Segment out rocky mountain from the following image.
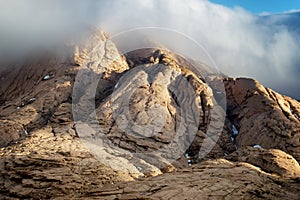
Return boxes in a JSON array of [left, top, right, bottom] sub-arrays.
[[0, 29, 299, 199]]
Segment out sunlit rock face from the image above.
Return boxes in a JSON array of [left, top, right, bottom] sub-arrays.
[[224, 77, 300, 162], [0, 30, 299, 199]]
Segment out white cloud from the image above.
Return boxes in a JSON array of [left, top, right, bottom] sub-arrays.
[[0, 0, 299, 98]]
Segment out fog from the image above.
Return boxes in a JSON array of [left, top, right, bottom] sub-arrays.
[[0, 0, 299, 98]]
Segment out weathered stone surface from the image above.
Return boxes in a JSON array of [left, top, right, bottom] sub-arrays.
[[0, 30, 299, 199], [84, 159, 300, 200], [225, 78, 300, 162], [226, 147, 300, 178], [0, 129, 134, 199], [0, 120, 25, 147]]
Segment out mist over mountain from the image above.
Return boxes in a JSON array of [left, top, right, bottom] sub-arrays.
[[260, 11, 300, 33], [0, 0, 299, 98], [0, 1, 300, 198], [256, 11, 300, 99]]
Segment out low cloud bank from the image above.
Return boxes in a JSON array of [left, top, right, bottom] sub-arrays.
[[0, 0, 299, 98]]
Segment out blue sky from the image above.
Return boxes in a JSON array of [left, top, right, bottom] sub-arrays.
[[209, 0, 300, 14]]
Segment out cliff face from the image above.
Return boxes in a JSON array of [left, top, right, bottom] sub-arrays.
[[0, 30, 299, 199], [225, 78, 300, 161]]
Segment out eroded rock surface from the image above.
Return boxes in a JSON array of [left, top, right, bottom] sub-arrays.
[[0, 30, 299, 199], [84, 159, 299, 200], [225, 78, 300, 162], [0, 128, 134, 199], [226, 146, 300, 178]]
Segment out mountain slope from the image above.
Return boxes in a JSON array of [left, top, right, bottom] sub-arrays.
[[0, 30, 299, 199]]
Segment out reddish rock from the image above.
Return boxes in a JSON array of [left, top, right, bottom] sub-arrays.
[[225, 78, 300, 162]]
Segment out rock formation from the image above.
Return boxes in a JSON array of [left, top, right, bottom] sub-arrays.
[[0, 29, 299, 199]]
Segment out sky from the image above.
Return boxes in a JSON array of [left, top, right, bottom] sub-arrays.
[[209, 0, 300, 14]]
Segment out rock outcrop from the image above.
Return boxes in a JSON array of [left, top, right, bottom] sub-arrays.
[[225, 78, 300, 162], [0, 30, 299, 199], [84, 159, 299, 200], [226, 147, 300, 178]]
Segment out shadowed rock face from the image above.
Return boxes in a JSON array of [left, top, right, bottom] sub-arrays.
[[0, 30, 299, 199]]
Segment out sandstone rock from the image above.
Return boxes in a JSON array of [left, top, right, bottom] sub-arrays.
[[0, 120, 25, 147], [83, 159, 300, 199], [0, 129, 134, 199], [225, 78, 300, 162], [226, 147, 300, 178], [0, 30, 299, 199]]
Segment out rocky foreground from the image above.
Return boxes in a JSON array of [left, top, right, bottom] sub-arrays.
[[0, 30, 299, 199]]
